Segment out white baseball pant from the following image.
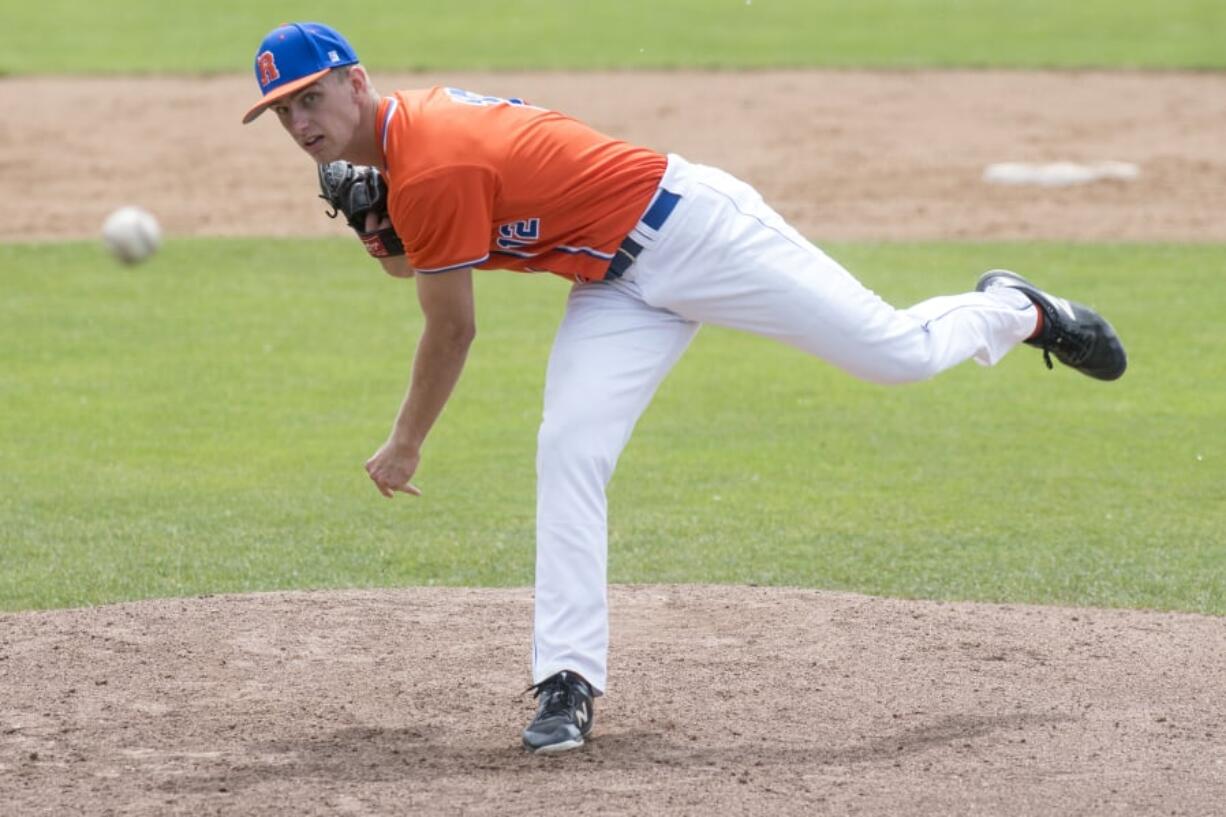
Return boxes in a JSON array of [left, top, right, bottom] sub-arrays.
[[532, 155, 1036, 693]]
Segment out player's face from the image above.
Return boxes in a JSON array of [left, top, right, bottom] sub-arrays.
[[272, 73, 362, 163]]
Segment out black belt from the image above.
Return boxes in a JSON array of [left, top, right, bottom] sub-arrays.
[[604, 188, 681, 280]]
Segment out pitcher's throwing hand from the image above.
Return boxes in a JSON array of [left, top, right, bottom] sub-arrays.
[[364, 441, 422, 499]]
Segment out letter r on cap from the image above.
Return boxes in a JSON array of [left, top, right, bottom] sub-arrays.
[[257, 51, 280, 87]]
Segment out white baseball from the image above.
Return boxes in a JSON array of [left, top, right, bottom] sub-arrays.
[[101, 206, 162, 265]]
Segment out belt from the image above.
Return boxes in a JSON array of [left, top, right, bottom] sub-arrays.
[[604, 188, 682, 280]]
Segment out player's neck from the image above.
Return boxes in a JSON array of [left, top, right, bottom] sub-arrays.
[[341, 93, 385, 169]]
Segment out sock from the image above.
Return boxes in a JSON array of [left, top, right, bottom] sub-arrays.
[[1027, 305, 1044, 340]]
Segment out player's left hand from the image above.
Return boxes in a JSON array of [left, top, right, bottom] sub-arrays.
[[364, 439, 423, 499], [317, 160, 405, 258]]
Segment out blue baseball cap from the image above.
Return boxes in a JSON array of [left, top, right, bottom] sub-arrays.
[[242, 22, 359, 124]]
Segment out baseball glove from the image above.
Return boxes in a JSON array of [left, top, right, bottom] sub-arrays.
[[317, 161, 405, 258]]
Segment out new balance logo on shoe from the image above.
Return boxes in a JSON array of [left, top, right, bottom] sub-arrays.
[[574, 702, 589, 728], [1051, 296, 1078, 322]]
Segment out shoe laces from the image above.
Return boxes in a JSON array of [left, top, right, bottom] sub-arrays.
[[528, 674, 581, 717], [1036, 306, 1093, 370]]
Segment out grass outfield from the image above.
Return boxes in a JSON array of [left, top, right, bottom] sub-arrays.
[[2, 240, 1222, 614], [4, 0, 1225, 74]]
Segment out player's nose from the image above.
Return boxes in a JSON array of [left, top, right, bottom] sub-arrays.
[[287, 106, 312, 135]]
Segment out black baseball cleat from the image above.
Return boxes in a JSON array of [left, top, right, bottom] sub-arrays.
[[522, 671, 595, 754], [976, 269, 1127, 381]]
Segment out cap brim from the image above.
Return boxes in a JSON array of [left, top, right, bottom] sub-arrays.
[[241, 67, 332, 124]]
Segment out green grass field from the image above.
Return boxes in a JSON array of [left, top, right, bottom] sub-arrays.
[[3, 2, 1223, 616], [3, 0, 1225, 74], [3, 241, 1222, 613]]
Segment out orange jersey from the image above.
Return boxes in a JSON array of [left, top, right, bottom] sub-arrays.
[[375, 87, 667, 281]]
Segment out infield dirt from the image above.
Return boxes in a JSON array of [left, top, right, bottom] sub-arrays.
[[3, 70, 1226, 242], [2, 71, 1225, 816]]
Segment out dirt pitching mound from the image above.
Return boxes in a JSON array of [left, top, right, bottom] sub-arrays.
[[3, 70, 1226, 243], [2, 586, 1222, 816]]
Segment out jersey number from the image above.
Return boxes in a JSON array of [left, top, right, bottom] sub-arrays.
[[445, 87, 536, 109], [498, 219, 541, 249]]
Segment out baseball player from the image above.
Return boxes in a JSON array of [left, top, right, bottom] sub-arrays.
[[243, 22, 1127, 754]]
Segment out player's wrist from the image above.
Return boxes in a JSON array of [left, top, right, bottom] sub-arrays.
[[359, 225, 405, 258], [386, 429, 423, 456]]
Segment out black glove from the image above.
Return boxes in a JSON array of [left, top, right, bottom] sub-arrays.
[[317, 161, 405, 258]]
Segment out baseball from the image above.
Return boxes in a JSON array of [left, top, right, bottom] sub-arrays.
[[101, 206, 162, 265]]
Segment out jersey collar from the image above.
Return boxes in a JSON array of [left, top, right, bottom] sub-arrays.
[[375, 95, 399, 169]]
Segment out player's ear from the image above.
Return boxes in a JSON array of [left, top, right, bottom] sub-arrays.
[[348, 64, 372, 96]]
